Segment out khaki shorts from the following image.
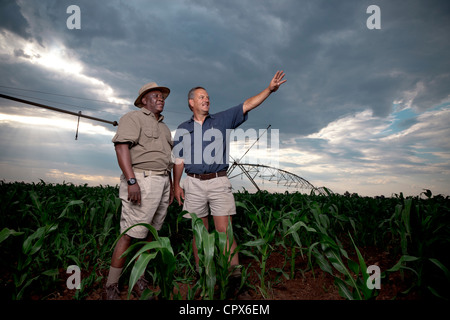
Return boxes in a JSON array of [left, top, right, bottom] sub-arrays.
[[181, 175, 236, 219], [119, 172, 170, 239]]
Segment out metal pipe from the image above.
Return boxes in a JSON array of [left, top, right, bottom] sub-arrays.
[[0, 93, 118, 126]]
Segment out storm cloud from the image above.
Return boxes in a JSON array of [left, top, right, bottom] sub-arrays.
[[1, 0, 449, 196]]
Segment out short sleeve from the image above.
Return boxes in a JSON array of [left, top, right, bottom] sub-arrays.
[[214, 103, 248, 129], [229, 103, 248, 129], [111, 113, 140, 146]]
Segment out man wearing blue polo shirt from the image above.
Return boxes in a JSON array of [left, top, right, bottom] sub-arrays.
[[173, 71, 286, 289]]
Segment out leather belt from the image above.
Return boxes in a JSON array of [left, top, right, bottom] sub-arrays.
[[187, 170, 227, 180]]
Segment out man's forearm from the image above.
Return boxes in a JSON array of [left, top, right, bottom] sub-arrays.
[[173, 161, 184, 187], [242, 87, 272, 114]]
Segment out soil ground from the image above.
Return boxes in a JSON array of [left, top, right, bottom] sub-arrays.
[[47, 245, 420, 301]]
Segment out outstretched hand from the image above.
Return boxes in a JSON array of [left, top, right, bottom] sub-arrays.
[[268, 70, 287, 93], [242, 70, 287, 114]]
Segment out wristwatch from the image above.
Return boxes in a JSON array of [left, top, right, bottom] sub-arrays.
[[127, 178, 137, 186]]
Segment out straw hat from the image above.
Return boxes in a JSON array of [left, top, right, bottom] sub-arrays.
[[134, 82, 170, 108]]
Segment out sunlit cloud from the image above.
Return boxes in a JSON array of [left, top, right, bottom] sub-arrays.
[[280, 106, 450, 195], [307, 109, 389, 143], [46, 169, 119, 186], [0, 30, 130, 110], [23, 42, 83, 75], [0, 112, 116, 136]]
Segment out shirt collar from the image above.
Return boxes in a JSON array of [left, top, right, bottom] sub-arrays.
[[140, 107, 164, 122], [188, 113, 214, 123]]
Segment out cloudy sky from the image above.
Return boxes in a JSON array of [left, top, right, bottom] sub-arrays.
[[0, 0, 449, 197]]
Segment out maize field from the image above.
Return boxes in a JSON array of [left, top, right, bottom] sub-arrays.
[[1, 181, 449, 300]]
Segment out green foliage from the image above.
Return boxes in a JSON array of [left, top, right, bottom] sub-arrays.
[[233, 189, 450, 300], [118, 223, 176, 300], [1, 181, 449, 300], [237, 200, 283, 298], [187, 211, 241, 299], [0, 181, 121, 299]]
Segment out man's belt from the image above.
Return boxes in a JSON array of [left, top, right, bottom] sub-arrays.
[[133, 168, 169, 176], [187, 170, 227, 180]]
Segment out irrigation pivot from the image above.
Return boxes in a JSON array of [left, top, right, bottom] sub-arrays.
[[226, 124, 325, 194]]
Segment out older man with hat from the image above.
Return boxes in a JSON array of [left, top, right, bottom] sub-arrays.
[[105, 82, 174, 300]]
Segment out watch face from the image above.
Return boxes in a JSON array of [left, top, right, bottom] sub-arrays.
[[127, 178, 137, 185]]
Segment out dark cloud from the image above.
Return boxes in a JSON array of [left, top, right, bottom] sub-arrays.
[[0, 0, 31, 39], [2, 1, 449, 126], [1, 0, 449, 195]]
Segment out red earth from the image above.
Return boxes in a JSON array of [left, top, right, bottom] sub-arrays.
[[48, 245, 420, 301]]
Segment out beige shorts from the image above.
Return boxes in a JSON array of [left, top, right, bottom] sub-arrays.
[[181, 175, 236, 219], [119, 172, 170, 239]]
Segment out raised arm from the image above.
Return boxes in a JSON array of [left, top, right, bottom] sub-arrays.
[[242, 70, 286, 114]]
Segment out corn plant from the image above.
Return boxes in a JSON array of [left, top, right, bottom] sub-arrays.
[[186, 211, 242, 299], [188, 212, 216, 299], [347, 232, 379, 300], [382, 192, 450, 298], [237, 201, 283, 298], [0, 181, 122, 300], [306, 201, 379, 300], [214, 220, 241, 299], [116, 223, 176, 300], [2, 181, 450, 301], [283, 214, 317, 279], [0, 228, 24, 244], [387, 255, 450, 299]]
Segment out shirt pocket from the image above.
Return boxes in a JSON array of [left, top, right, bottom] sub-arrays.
[[143, 127, 160, 139], [142, 127, 162, 151]]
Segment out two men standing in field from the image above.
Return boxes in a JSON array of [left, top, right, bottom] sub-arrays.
[[106, 71, 286, 300]]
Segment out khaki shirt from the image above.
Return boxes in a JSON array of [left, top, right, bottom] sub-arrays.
[[112, 108, 173, 171]]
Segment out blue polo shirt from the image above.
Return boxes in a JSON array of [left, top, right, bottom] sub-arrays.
[[173, 103, 248, 174]]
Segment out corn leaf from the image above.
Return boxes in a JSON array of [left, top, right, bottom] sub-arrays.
[[334, 277, 354, 300], [0, 227, 24, 244], [127, 252, 157, 299], [387, 255, 419, 273], [429, 258, 450, 282]]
